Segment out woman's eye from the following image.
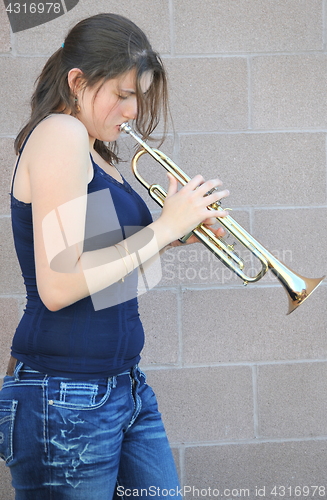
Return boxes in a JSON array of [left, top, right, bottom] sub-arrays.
[[118, 94, 128, 100]]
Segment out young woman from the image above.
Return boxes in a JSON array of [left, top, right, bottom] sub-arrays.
[[0, 13, 229, 499]]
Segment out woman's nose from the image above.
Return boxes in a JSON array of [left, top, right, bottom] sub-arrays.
[[123, 98, 138, 120]]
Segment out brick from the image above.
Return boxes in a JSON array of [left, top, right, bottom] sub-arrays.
[[138, 290, 179, 367], [146, 366, 254, 443], [172, 448, 181, 481], [0, 139, 15, 215], [164, 58, 248, 132], [253, 208, 327, 279], [14, 14, 75, 56], [88, 0, 170, 54], [0, 57, 46, 135], [258, 362, 327, 438], [0, 0, 11, 53], [179, 133, 326, 207], [174, 0, 322, 54], [0, 463, 14, 500], [252, 55, 327, 129], [0, 298, 19, 375], [0, 218, 25, 294], [181, 286, 327, 364], [184, 441, 327, 496], [15, 0, 170, 55]]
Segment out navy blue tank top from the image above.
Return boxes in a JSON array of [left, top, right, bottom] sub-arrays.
[[10, 133, 153, 379]]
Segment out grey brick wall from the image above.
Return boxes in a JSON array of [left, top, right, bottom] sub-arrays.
[[1, 1, 327, 498]]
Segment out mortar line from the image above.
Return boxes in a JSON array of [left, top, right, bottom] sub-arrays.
[[168, 0, 175, 57], [9, 19, 15, 56], [112, 128, 327, 137], [0, 293, 25, 298], [162, 50, 327, 59], [175, 129, 327, 136], [151, 280, 327, 295], [177, 286, 183, 367], [178, 444, 185, 489], [152, 203, 327, 213], [6, 128, 327, 141], [247, 56, 252, 130], [169, 434, 327, 448], [179, 280, 327, 290], [0, 53, 52, 58], [172, 131, 181, 165], [3, 49, 327, 60], [247, 206, 257, 272], [252, 365, 259, 438], [141, 358, 327, 370], [323, 0, 326, 51]]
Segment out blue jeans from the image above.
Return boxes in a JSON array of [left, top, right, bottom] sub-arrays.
[[0, 363, 180, 499]]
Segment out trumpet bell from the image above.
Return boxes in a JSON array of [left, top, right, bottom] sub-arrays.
[[280, 271, 325, 315]]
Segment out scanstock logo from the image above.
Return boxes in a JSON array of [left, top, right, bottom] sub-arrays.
[[3, 0, 79, 33]]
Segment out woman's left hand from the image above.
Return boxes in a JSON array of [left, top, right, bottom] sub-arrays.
[[168, 216, 226, 248]]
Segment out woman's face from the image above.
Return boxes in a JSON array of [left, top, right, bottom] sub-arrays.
[[76, 69, 153, 144]]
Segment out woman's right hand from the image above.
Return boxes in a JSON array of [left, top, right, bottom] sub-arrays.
[[157, 172, 230, 243]]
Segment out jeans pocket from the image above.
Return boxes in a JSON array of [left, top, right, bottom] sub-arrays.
[[59, 382, 99, 405], [49, 379, 112, 410], [0, 400, 18, 464]]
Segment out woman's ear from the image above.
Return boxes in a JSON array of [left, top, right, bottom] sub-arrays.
[[67, 68, 85, 94]]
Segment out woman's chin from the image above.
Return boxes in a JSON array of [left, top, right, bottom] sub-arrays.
[[103, 128, 121, 142]]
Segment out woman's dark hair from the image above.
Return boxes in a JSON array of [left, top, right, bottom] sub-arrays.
[[15, 13, 168, 163]]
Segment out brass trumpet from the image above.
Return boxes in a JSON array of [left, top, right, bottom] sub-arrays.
[[120, 123, 325, 315]]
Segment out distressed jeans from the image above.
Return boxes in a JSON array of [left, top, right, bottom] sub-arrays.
[[0, 363, 180, 499]]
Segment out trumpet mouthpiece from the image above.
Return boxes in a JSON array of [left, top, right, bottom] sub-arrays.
[[120, 122, 131, 133]]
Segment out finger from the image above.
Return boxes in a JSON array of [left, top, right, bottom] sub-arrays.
[[166, 172, 179, 198], [196, 178, 224, 197], [207, 207, 230, 218], [201, 222, 226, 236], [202, 217, 217, 225], [183, 174, 206, 192], [215, 227, 226, 237], [205, 188, 230, 206]]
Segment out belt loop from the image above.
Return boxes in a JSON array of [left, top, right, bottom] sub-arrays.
[[131, 364, 138, 379], [14, 361, 23, 381], [112, 376, 117, 388]]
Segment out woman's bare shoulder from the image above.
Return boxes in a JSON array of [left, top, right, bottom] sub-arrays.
[[31, 113, 89, 144], [25, 114, 91, 199], [25, 114, 90, 174]]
